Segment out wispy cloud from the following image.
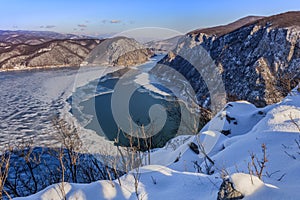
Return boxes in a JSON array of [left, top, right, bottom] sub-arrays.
[[45, 25, 56, 29], [110, 20, 121, 24], [40, 25, 56, 29], [78, 24, 87, 28]]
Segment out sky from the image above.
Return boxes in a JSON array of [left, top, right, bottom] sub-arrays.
[[1, 0, 300, 37]]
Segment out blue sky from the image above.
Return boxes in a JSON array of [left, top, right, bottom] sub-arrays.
[[1, 0, 300, 36]]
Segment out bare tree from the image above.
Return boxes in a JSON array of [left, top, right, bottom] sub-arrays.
[[57, 148, 66, 200], [52, 117, 82, 183], [0, 151, 11, 200]]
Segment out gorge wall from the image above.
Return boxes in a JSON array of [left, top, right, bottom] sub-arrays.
[[150, 11, 300, 107]]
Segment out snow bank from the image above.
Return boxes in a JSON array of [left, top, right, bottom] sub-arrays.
[[15, 165, 220, 200], [230, 173, 264, 196]]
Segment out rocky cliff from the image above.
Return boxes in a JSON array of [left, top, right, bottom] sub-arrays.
[[84, 36, 154, 67], [150, 11, 300, 107]]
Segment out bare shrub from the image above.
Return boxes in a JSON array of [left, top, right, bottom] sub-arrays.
[[3, 118, 124, 199], [133, 167, 141, 200], [52, 117, 82, 183], [248, 144, 268, 180], [57, 148, 66, 200], [0, 150, 11, 200], [289, 112, 300, 132]]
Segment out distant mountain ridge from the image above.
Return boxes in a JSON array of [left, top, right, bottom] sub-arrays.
[[188, 15, 264, 37], [0, 38, 102, 70], [250, 11, 300, 28], [188, 11, 300, 37], [0, 31, 153, 70], [144, 35, 183, 53], [0, 30, 92, 45]]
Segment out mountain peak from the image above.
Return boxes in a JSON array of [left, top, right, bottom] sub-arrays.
[[188, 16, 264, 37], [252, 11, 300, 28], [188, 11, 300, 37]]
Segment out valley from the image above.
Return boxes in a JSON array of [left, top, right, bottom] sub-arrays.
[[0, 5, 300, 200]]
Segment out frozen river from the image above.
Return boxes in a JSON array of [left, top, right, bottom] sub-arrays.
[[0, 55, 181, 151]]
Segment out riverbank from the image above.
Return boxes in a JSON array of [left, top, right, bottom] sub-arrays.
[[0, 64, 77, 73]]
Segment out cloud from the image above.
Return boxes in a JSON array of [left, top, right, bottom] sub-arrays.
[[101, 19, 121, 24], [78, 24, 87, 28], [39, 25, 56, 29], [45, 25, 56, 29], [110, 20, 121, 24]]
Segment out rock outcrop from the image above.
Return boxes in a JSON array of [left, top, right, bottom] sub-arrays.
[[217, 178, 244, 200], [150, 11, 300, 107], [84, 36, 154, 67]]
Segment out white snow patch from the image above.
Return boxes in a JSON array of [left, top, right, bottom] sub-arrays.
[[231, 173, 264, 196]]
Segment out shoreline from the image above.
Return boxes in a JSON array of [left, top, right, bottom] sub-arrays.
[[60, 56, 170, 153], [0, 64, 78, 73], [0, 54, 165, 73], [58, 66, 123, 154]]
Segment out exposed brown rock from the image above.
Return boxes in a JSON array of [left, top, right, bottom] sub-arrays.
[[218, 178, 244, 200]]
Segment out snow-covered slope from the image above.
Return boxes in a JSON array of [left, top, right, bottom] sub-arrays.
[[15, 88, 300, 200]]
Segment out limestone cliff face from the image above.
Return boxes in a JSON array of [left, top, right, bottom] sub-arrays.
[[150, 12, 300, 107], [84, 36, 154, 67]]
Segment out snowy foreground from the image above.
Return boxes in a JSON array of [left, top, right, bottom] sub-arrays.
[[15, 88, 300, 200]]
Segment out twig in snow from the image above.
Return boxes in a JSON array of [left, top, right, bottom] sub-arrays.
[[277, 173, 286, 181]]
